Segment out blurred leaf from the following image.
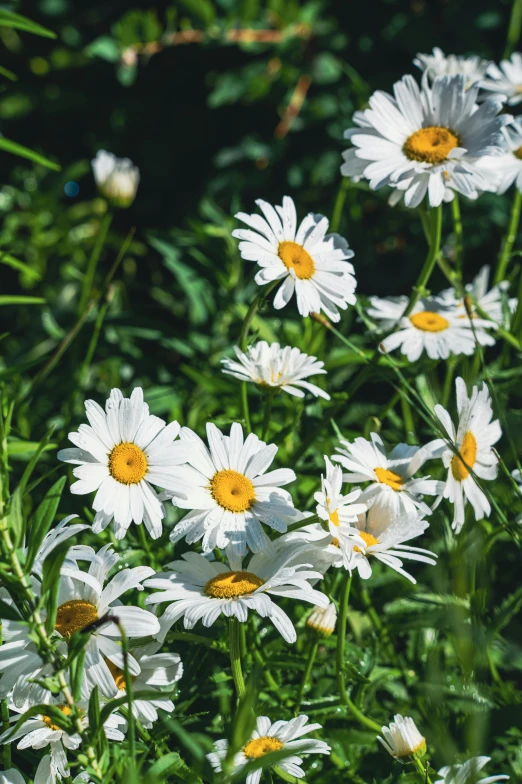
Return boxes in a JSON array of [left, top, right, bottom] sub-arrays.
[[0, 137, 60, 170], [0, 10, 56, 38], [85, 36, 121, 62], [25, 476, 66, 573], [0, 295, 46, 305], [6, 486, 24, 548]]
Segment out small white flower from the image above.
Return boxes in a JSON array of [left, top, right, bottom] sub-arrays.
[[207, 714, 330, 784], [91, 150, 140, 206], [434, 377, 501, 532], [437, 265, 516, 326], [333, 432, 443, 518], [342, 74, 508, 208], [145, 544, 328, 644], [58, 387, 192, 540], [479, 118, 522, 195], [378, 714, 426, 759], [414, 47, 491, 87], [481, 52, 522, 106], [367, 295, 495, 360], [307, 602, 337, 636], [167, 422, 300, 555], [221, 341, 330, 400], [233, 195, 357, 322], [435, 756, 509, 784]]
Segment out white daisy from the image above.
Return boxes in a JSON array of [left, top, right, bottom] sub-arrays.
[[232, 195, 357, 322], [414, 47, 491, 87], [167, 422, 300, 555], [58, 387, 192, 540], [306, 602, 337, 636], [342, 74, 508, 208], [144, 544, 328, 644], [437, 265, 516, 326], [479, 118, 522, 194], [221, 341, 330, 400], [87, 641, 182, 726], [91, 150, 140, 206], [207, 714, 330, 784], [435, 756, 509, 784], [333, 432, 444, 518], [378, 714, 426, 759], [481, 52, 522, 106], [434, 377, 501, 532], [367, 295, 494, 360]]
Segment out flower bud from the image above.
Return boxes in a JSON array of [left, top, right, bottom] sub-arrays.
[[377, 715, 426, 761], [91, 150, 140, 208], [306, 602, 337, 637]]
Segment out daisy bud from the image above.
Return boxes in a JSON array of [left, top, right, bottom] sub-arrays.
[[377, 715, 426, 761], [91, 150, 140, 207], [307, 602, 337, 637]]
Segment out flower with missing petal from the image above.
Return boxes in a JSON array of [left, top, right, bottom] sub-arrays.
[[207, 714, 330, 784], [437, 265, 516, 326], [481, 53, 522, 106], [91, 150, 140, 206], [233, 195, 357, 322], [435, 756, 509, 784], [414, 48, 491, 88], [378, 714, 426, 760]]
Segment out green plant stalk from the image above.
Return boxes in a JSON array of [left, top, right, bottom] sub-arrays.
[[119, 624, 137, 777], [295, 639, 318, 714], [504, 0, 522, 58], [261, 391, 274, 441], [450, 195, 463, 283], [273, 766, 308, 784], [78, 211, 112, 314], [402, 203, 443, 318], [413, 756, 433, 784], [1, 697, 10, 768], [229, 617, 246, 700], [330, 178, 350, 233], [495, 188, 522, 284]]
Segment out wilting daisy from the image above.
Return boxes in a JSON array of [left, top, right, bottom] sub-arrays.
[[91, 149, 140, 206], [434, 377, 501, 532], [221, 341, 330, 400], [307, 602, 337, 636], [145, 544, 328, 644], [333, 432, 444, 518], [481, 52, 522, 106], [378, 715, 426, 760], [367, 295, 494, 359], [342, 74, 508, 208], [479, 118, 522, 195], [88, 642, 182, 726], [435, 757, 509, 784], [437, 265, 516, 325], [233, 195, 357, 322], [167, 422, 300, 555], [414, 47, 491, 87], [207, 714, 330, 784], [58, 387, 192, 539]]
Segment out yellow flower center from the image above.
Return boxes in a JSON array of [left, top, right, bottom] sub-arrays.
[[42, 705, 72, 731], [278, 240, 316, 280], [374, 467, 404, 491], [55, 599, 98, 638], [331, 537, 340, 547], [409, 311, 450, 332], [109, 442, 148, 485], [329, 509, 340, 526], [204, 570, 264, 599], [105, 658, 134, 690], [403, 126, 461, 164], [243, 736, 284, 759], [514, 145, 522, 160], [450, 430, 477, 481], [210, 469, 256, 512], [354, 531, 379, 553]]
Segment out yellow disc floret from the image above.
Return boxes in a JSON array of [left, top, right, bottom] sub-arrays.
[[374, 467, 404, 491], [403, 126, 461, 164], [42, 705, 72, 731], [329, 509, 340, 526], [243, 736, 284, 759], [278, 241, 316, 280], [55, 599, 98, 638], [409, 312, 450, 333], [354, 531, 379, 553], [204, 570, 264, 599], [514, 145, 522, 160], [109, 442, 148, 485], [210, 469, 256, 512], [105, 658, 133, 690], [451, 430, 477, 481]]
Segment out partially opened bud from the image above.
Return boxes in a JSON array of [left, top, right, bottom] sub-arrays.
[[306, 602, 337, 637], [91, 150, 140, 207], [377, 715, 426, 761]]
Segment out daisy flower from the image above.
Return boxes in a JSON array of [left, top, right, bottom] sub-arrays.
[[333, 432, 444, 518], [88, 641, 183, 726], [434, 377, 501, 532], [207, 714, 330, 784], [91, 150, 140, 207], [378, 714, 426, 760], [232, 195, 357, 322], [479, 118, 522, 195], [437, 265, 516, 326], [306, 602, 337, 637], [342, 74, 508, 208], [435, 756, 509, 784], [414, 48, 491, 87], [0, 772, 25, 784], [221, 341, 330, 400], [367, 295, 494, 360], [481, 52, 522, 106], [167, 422, 300, 555], [144, 544, 328, 644], [58, 387, 192, 539]]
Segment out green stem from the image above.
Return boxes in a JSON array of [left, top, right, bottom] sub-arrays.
[[78, 211, 112, 313], [295, 640, 318, 714], [119, 624, 136, 775], [261, 391, 274, 441], [413, 756, 433, 784], [330, 178, 350, 233], [402, 203, 443, 319], [1, 698, 10, 768], [495, 187, 522, 284], [450, 195, 463, 283], [504, 0, 522, 58], [229, 617, 246, 701], [273, 766, 308, 784]]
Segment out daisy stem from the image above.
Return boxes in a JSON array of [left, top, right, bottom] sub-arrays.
[[119, 623, 137, 774], [330, 178, 350, 233], [229, 617, 246, 700], [295, 639, 318, 714], [402, 203, 443, 319], [450, 195, 463, 283], [495, 187, 522, 284], [504, 0, 522, 58], [413, 756, 433, 784]]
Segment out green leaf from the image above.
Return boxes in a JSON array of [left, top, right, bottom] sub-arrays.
[[6, 703, 73, 741], [6, 486, 24, 548], [7, 439, 56, 458], [0, 64, 17, 81], [25, 476, 66, 572], [16, 425, 56, 497], [0, 295, 46, 306], [0, 137, 60, 170], [0, 253, 41, 280], [85, 36, 121, 62], [146, 752, 185, 781], [179, 0, 216, 25], [41, 540, 70, 634], [0, 10, 56, 38]]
